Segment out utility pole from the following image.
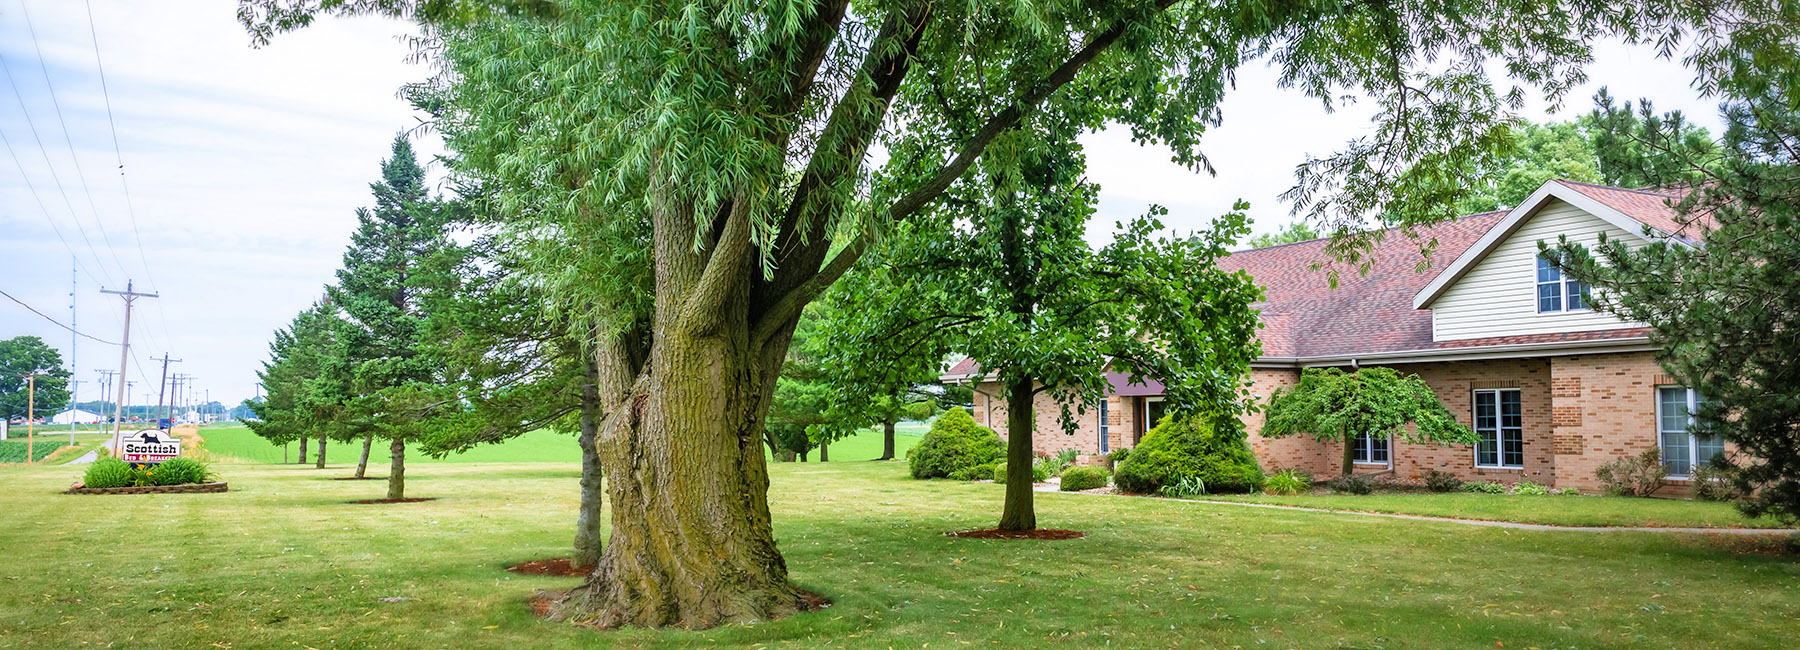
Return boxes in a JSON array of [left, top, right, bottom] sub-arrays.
[[69, 258, 77, 441], [100, 281, 156, 450], [19, 373, 35, 462], [152, 354, 180, 430], [96, 369, 116, 414], [124, 381, 136, 423], [67, 379, 83, 442]]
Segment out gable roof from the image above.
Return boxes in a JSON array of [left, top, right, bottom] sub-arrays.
[[1413, 179, 1700, 309]]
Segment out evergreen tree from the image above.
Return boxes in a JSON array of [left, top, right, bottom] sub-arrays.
[[248, 300, 350, 464]]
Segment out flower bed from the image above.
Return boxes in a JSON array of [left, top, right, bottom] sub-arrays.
[[66, 482, 229, 495]]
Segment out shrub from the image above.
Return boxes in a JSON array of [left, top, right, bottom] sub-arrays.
[[1107, 447, 1131, 471], [1462, 480, 1505, 494], [1596, 447, 1667, 497], [1053, 448, 1080, 472], [908, 408, 1004, 479], [1060, 466, 1109, 491], [1512, 480, 1550, 495], [949, 463, 995, 481], [992, 460, 1050, 485], [82, 457, 137, 489], [1423, 469, 1464, 493], [1159, 476, 1208, 498], [1325, 474, 1373, 495], [1113, 413, 1264, 494], [1557, 487, 1581, 495], [146, 457, 213, 486], [1264, 469, 1311, 496], [1689, 456, 1745, 502]]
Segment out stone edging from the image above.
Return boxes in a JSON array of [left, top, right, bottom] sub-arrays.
[[66, 482, 229, 495]]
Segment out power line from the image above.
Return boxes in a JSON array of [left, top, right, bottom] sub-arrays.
[[0, 287, 119, 345], [79, 0, 156, 293], [17, 0, 133, 283], [0, 51, 116, 286], [0, 126, 107, 285]]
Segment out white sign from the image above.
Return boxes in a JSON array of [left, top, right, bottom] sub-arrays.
[[119, 429, 182, 464]]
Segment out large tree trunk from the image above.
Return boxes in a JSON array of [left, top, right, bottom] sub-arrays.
[[387, 438, 406, 500], [878, 420, 897, 460], [1342, 435, 1356, 476], [297, 436, 308, 464], [315, 436, 327, 469], [998, 378, 1037, 531], [356, 432, 374, 478], [550, 202, 807, 628], [572, 368, 606, 570], [819, 441, 828, 462]]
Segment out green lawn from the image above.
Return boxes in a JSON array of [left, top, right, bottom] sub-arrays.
[[1201, 491, 1789, 529], [195, 423, 927, 466], [3, 458, 1796, 649]]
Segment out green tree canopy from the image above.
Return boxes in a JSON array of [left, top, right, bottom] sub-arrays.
[[1263, 367, 1475, 476], [1244, 221, 1321, 249], [0, 336, 71, 422]]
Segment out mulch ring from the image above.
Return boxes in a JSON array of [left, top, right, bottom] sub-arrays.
[[508, 558, 589, 577], [330, 476, 385, 481], [347, 497, 438, 504], [946, 528, 1085, 540]]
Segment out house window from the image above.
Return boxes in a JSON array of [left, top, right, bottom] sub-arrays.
[[1658, 387, 1723, 477], [1536, 254, 1590, 313], [1098, 400, 1110, 453], [1474, 389, 1523, 468], [1352, 433, 1389, 464]]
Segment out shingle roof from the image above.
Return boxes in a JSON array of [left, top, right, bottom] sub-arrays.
[[1554, 180, 1709, 240]]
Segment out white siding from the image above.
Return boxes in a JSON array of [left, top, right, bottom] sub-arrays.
[[1432, 199, 1644, 341]]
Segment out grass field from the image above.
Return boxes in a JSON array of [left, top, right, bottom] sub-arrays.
[[194, 423, 928, 466], [0, 439, 68, 463], [2, 455, 1796, 649], [1202, 491, 1789, 529]]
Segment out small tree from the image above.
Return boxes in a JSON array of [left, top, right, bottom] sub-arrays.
[[1263, 367, 1476, 476], [0, 336, 72, 423]]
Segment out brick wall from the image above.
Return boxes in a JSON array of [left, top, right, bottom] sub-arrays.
[[1548, 352, 1663, 491], [971, 381, 1109, 458]]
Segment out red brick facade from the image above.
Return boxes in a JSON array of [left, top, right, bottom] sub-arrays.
[[972, 351, 1676, 491]]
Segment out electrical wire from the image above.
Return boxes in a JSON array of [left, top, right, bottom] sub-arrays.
[[0, 288, 119, 345], [0, 126, 107, 285], [0, 53, 116, 286]]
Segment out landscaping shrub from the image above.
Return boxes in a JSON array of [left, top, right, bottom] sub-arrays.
[[1264, 469, 1311, 496], [908, 408, 1004, 479], [1423, 469, 1464, 493], [1596, 448, 1667, 496], [1324, 474, 1373, 495], [1512, 480, 1550, 495], [1462, 480, 1505, 494], [992, 461, 1051, 485], [1159, 476, 1208, 498], [1113, 413, 1264, 494], [1060, 466, 1109, 491], [1557, 487, 1581, 495], [82, 457, 136, 489], [1689, 457, 1746, 502], [1052, 448, 1080, 473], [1107, 447, 1131, 471], [950, 463, 996, 481]]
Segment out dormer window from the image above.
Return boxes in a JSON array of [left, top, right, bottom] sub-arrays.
[[1536, 254, 1589, 313]]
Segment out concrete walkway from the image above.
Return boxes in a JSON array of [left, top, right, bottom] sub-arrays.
[[1035, 482, 1799, 535], [62, 439, 115, 465]]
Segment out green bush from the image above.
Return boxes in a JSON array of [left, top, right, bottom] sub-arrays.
[[146, 457, 213, 486], [908, 408, 1004, 479], [992, 460, 1051, 484], [1107, 447, 1132, 471], [1596, 447, 1667, 497], [1557, 487, 1582, 495], [82, 457, 137, 488], [1423, 469, 1463, 493], [1512, 480, 1550, 495], [1159, 476, 1209, 498], [1462, 480, 1506, 494], [1689, 457, 1745, 502], [1113, 413, 1264, 494], [1324, 474, 1373, 495], [948, 462, 994, 481], [1060, 466, 1109, 491], [1264, 469, 1311, 495]]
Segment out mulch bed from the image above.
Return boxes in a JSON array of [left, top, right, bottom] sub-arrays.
[[67, 482, 229, 495], [347, 497, 438, 504], [508, 558, 589, 577], [946, 528, 1086, 540], [330, 476, 385, 481]]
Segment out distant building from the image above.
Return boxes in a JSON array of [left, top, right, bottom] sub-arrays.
[[51, 409, 105, 425]]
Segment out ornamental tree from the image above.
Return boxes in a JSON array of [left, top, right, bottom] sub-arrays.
[[240, 0, 1763, 629], [1262, 367, 1475, 476], [0, 336, 71, 423], [1546, 92, 1800, 524]]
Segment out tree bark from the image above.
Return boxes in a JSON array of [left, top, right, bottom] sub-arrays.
[[819, 441, 828, 463], [572, 371, 606, 570], [297, 436, 308, 464], [998, 378, 1037, 531], [879, 420, 896, 460], [1342, 435, 1356, 476], [387, 438, 406, 500], [315, 436, 327, 469], [356, 432, 374, 478]]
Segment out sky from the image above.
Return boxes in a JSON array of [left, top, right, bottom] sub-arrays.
[[0, 1, 1725, 410]]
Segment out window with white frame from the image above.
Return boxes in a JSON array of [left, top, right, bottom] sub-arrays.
[[1351, 433, 1389, 464], [1098, 400, 1110, 453], [1536, 254, 1590, 313], [1474, 389, 1524, 468], [1658, 387, 1724, 477]]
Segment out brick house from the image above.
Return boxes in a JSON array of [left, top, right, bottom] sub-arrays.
[[942, 179, 1717, 492]]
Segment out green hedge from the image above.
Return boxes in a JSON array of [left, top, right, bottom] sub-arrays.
[[909, 408, 1004, 479], [1114, 413, 1264, 495], [1060, 465, 1109, 491]]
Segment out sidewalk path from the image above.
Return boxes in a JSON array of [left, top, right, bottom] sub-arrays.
[[1035, 483, 1799, 535], [62, 439, 116, 466]]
